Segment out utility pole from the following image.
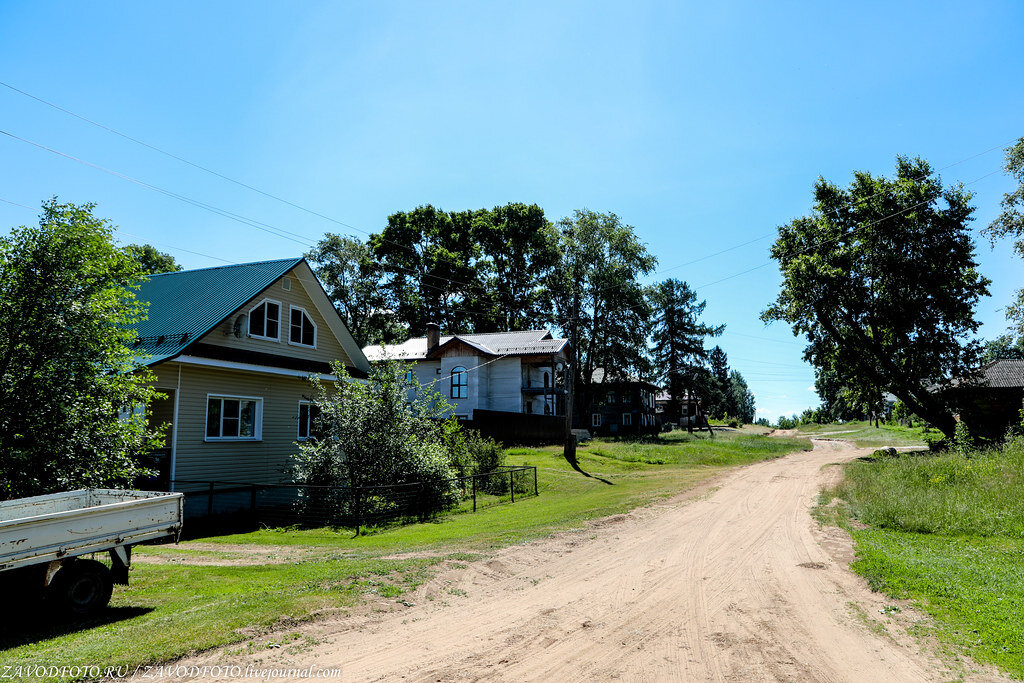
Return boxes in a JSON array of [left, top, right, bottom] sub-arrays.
[[564, 272, 581, 463]]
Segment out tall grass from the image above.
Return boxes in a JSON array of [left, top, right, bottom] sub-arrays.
[[828, 438, 1024, 677], [833, 441, 1024, 538]]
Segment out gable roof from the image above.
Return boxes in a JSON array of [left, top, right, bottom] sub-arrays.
[[972, 359, 1024, 388], [363, 329, 569, 361], [132, 257, 370, 375]]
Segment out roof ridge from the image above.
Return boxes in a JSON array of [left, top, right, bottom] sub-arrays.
[[146, 256, 303, 278]]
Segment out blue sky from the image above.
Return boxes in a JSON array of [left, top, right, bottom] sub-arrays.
[[1, 1, 1021, 420]]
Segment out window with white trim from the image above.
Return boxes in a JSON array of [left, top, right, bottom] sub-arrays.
[[289, 306, 317, 347], [297, 400, 320, 440], [206, 395, 262, 440], [592, 413, 602, 427], [248, 299, 281, 340], [622, 413, 632, 426], [451, 366, 468, 399]]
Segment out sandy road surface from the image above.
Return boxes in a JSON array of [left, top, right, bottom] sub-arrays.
[[175, 440, 1001, 682]]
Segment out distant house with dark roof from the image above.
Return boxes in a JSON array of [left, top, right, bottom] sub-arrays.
[[588, 368, 659, 436], [945, 359, 1024, 439], [363, 325, 570, 442], [132, 258, 369, 496]]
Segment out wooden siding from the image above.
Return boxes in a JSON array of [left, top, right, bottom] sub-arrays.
[[197, 267, 352, 368], [151, 361, 320, 491]]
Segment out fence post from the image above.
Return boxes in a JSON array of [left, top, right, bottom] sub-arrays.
[[510, 470, 515, 503], [354, 488, 361, 536], [207, 482, 215, 517], [534, 467, 538, 496], [472, 475, 476, 513]]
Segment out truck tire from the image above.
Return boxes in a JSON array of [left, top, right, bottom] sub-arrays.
[[49, 559, 113, 617]]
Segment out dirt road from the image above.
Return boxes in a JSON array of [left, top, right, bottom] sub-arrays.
[[180, 440, 1000, 681]]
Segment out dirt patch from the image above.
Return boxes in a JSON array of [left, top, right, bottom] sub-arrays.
[[134, 543, 327, 567]]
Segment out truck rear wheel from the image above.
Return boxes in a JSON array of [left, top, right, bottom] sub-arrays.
[[49, 559, 113, 617]]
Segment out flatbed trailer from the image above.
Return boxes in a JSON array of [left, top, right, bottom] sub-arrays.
[[0, 489, 183, 615]]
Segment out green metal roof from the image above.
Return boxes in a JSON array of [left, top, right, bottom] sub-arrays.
[[132, 257, 303, 366]]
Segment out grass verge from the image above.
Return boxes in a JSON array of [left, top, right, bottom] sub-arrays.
[[787, 420, 929, 448], [821, 438, 1024, 678], [0, 428, 809, 677]]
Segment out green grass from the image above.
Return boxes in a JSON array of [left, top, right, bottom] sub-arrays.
[[822, 438, 1024, 678], [0, 429, 810, 677], [789, 420, 929, 448]]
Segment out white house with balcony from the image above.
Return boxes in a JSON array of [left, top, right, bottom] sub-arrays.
[[362, 325, 571, 421]]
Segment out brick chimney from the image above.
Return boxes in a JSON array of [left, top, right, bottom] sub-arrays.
[[426, 322, 440, 354]]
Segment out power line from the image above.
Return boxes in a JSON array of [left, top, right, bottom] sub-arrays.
[[1, 115, 1012, 332], [2, 79, 1014, 302]]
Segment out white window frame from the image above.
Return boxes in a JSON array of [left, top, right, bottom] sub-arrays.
[[622, 412, 632, 426], [247, 298, 282, 342], [287, 305, 318, 348], [205, 394, 263, 441], [297, 400, 317, 441], [592, 413, 602, 427]]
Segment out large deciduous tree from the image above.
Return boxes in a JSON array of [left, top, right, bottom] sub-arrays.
[[649, 279, 724, 422], [305, 233, 400, 347], [549, 209, 656, 418], [473, 203, 560, 332], [370, 205, 482, 335], [0, 199, 162, 499], [762, 157, 990, 438]]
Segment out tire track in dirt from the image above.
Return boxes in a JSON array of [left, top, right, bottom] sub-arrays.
[[170, 440, 1007, 682]]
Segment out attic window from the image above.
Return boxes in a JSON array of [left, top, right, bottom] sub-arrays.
[[248, 299, 281, 341], [282, 277, 292, 291], [289, 306, 316, 348]]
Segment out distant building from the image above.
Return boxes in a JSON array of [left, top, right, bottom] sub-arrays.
[[363, 326, 571, 442], [944, 359, 1024, 440], [587, 369, 659, 436]]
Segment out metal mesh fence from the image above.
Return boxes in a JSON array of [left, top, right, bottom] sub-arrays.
[[171, 465, 538, 534]]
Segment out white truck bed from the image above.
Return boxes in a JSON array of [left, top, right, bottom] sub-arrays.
[[0, 489, 183, 571]]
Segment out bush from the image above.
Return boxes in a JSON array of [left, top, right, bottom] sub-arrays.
[[292, 360, 461, 527]]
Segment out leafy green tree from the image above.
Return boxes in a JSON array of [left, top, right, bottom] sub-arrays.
[[726, 370, 756, 424], [292, 359, 461, 525], [650, 279, 724, 422], [125, 243, 180, 275], [983, 137, 1024, 340], [0, 199, 162, 499], [473, 203, 561, 332], [980, 334, 1024, 363], [813, 365, 866, 422], [369, 205, 483, 334], [549, 210, 656, 418], [305, 233, 401, 347], [762, 157, 990, 439]]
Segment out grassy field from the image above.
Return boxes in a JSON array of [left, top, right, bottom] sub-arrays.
[[1, 428, 809, 675], [822, 436, 1024, 677]]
